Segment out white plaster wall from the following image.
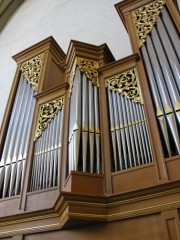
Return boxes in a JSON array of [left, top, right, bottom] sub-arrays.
[[0, 0, 132, 127]]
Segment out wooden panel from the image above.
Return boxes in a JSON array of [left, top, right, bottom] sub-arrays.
[[0, 197, 20, 218], [64, 171, 104, 196], [161, 209, 180, 240], [166, 157, 180, 181], [24, 214, 163, 240], [42, 56, 64, 91], [0, 238, 12, 240], [25, 189, 59, 212], [13, 236, 23, 240], [112, 163, 157, 193]]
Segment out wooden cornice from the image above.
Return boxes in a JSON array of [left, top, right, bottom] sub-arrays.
[[115, 0, 180, 32], [115, 0, 158, 30], [64, 40, 115, 73], [99, 53, 139, 74], [34, 82, 69, 100], [12, 36, 66, 65], [1, 179, 180, 237]]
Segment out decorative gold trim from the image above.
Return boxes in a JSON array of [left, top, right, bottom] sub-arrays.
[[1, 187, 179, 227], [20, 54, 44, 91], [67, 200, 180, 220], [0, 223, 60, 237], [34, 97, 64, 141], [0, 213, 59, 227], [131, 0, 164, 48], [66, 188, 180, 208], [69, 57, 99, 96], [1, 200, 180, 236], [110, 119, 146, 131], [106, 68, 142, 103]]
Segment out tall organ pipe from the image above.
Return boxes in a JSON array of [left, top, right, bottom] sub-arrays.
[[151, 28, 179, 113], [141, 9, 180, 156], [141, 46, 172, 156], [0, 74, 36, 198], [89, 80, 95, 173], [156, 18, 180, 91], [68, 68, 101, 174], [161, 8, 180, 60]]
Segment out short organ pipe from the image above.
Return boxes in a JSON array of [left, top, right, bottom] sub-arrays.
[[30, 105, 64, 192], [107, 86, 153, 172]]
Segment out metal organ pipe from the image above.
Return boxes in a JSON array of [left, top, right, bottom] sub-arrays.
[[156, 18, 180, 91], [121, 95, 133, 168], [0, 74, 36, 198], [68, 65, 101, 174], [117, 92, 128, 169], [108, 90, 118, 171], [30, 106, 64, 192], [124, 97, 137, 167], [89, 80, 95, 173], [161, 8, 180, 60], [107, 87, 153, 172], [141, 8, 180, 157], [106, 67, 153, 172], [141, 46, 172, 156], [94, 85, 101, 174], [151, 28, 179, 113], [82, 74, 88, 172]]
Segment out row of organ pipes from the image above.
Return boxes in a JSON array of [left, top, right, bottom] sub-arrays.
[[141, 7, 180, 157], [30, 108, 63, 191], [0, 74, 36, 198], [68, 68, 101, 174], [107, 88, 153, 171]]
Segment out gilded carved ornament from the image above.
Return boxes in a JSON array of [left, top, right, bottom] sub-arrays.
[[106, 68, 142, 104], [20, 54, 44, 91], [34, 97, 64, 141], [131, 0, 164, 48], [69, 57, 99, 96]]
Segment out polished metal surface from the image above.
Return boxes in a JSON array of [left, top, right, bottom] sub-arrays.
[[30, 106, 64, 192], [141, 8, 180, 157], [157, 17, 180, 91], [151, 28, 179, 112], [161, 8, 180, 60], [68, 68, 101, 174], [0, 73, 36, 198], [107, 87, 153, 172]]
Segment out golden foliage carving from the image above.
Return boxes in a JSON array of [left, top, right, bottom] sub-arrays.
[[21, 54, 44, 91], [34, 97, 64, 141], [69, 57, 99, 96], [106, 68, 142, 104], [132, 0, 164, 47]]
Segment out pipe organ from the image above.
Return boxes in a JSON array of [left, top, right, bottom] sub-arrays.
[[106, 69, 153, 172], [0, 0, 180, 237], [132, 3, 180, 157], [68, 58, 101, 174], [0, 73, 36, 198]]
